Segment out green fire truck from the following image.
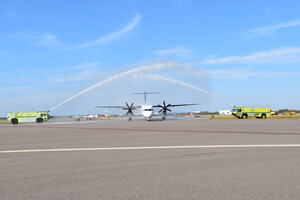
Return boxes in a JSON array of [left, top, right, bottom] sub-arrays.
[[232, 107, 271, 119], [7, 111, 50, 125]]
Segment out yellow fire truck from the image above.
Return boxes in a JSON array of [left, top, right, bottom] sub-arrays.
[[7, 112, 50, 125], [232, 107, 271, 119]]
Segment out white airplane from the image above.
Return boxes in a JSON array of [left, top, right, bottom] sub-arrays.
[[93, 92, 198, 121]]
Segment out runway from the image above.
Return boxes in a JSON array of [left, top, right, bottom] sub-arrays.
[[1, 119, 300, 199]]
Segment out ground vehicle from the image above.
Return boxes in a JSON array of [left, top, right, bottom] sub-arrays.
[[270, 110, 278, 115], [7, 112, 50, 125], [232, 107, 271, 119], [282, 109, 296, 115]]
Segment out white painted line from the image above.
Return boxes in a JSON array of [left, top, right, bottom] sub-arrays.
[[1, 144, 300, 154]]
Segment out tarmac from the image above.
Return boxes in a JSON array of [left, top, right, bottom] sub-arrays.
[[1, 118, 300, 200]]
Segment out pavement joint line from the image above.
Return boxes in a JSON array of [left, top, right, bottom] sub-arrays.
[[1, 144, 300, 154], [7, 125, 300, 135]]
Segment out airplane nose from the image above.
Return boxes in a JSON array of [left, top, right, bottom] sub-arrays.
[[143, 111, 153, 118]]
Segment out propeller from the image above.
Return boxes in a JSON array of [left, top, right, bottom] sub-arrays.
[[123, 102, 135, 116], [158, 101, 172, 116]]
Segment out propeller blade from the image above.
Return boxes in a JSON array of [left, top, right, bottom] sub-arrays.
[[125, 102, 134, 116], [158, 101, 172, 115]]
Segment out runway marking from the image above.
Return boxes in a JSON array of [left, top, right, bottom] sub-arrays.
[[1, 144, 300, 154]]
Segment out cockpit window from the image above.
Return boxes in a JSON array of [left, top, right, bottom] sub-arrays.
[[232, 109, 242, 112], [143, 109, 153, 111]]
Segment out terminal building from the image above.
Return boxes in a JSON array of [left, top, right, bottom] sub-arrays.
[[219, 110, 232, 115]]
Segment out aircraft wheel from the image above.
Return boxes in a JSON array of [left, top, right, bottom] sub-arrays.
[[128, 117, 132, 121], [162, 117, 166, 120]]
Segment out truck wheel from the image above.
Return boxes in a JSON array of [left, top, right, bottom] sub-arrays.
[[242, 114, 247, 119], [36, 118, 43, 123], [11, 118, 18, 125], [261, 114, 266, 119]]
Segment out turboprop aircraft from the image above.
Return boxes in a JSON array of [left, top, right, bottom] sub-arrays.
[[93, 92, 198, 121]]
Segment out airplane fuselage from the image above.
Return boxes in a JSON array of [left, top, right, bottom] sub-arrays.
[[141, 105, 154, 120]]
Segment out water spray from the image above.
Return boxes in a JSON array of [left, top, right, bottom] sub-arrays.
[[50, 62, 189, 111], [133, 73, 234, 107]]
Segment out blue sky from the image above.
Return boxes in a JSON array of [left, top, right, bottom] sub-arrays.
[[1, 0, 300, 116]]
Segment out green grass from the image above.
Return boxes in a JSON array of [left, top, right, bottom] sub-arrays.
[[269, 115, 300, 120]]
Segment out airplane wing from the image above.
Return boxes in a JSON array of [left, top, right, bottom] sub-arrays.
[[93, 105, 125, 108], [153, 103, 198, 108], [93, 103, 142, 117], [93, 105, 142, 109], [152, 101, 198, 117]]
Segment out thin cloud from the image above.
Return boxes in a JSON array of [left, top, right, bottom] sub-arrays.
[[1, 31, 63, 47], [1, 14, 141, 50], [63, 63, 100, 70], [49, 70, 98, 83], [36, 33, 64, 47], [0, 86, 31, 90], [47, 62, 101, 84], [0, 50, 10, 57], [206, 68, 300, 80], [155, 46, 193, 58], [67, 14, 142, 50], [244, 20, 300, 39], [2, 10, 18, 18], [201, 47, 300, 65]]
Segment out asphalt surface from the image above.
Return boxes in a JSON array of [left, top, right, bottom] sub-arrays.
[[1, 119, 300, 200]]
